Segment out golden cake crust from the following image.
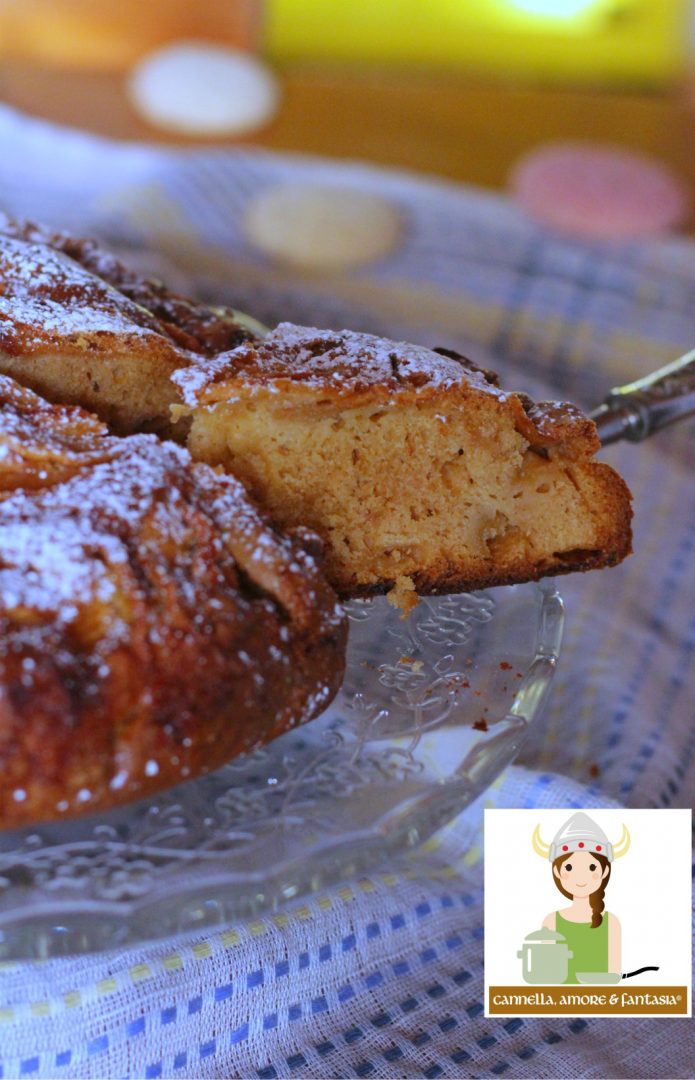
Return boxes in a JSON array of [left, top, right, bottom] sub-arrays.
[[0, 374, 346, 828], [174, 324, 601, 459], [175, 324, 506, 405], [0, 215, 255, 356]]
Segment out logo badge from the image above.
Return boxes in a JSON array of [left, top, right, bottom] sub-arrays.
[[484, 808, 692, 1017]]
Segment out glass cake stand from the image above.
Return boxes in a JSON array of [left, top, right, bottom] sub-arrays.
[[0, 580, 563, 960]]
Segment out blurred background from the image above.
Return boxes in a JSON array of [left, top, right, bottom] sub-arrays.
[[0, 0, 693, 220]]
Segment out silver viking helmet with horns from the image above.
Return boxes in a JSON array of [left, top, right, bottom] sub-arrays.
[[532, 812, 630, 863]]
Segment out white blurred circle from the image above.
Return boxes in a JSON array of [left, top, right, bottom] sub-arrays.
[[244, 183, 402, 271], [128, 41, 280, 137]]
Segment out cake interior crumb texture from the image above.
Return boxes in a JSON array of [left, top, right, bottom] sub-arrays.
[[178, 325, 632, 598]]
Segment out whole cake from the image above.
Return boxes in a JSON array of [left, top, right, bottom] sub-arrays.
[[0, 217, 633, 829], [0, 375, 346, 827], [175, 324, 633, 603]]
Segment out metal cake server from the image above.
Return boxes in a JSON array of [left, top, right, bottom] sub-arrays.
[[590, 347, 695, 445]]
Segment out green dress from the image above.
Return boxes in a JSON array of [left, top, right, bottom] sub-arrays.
[[556, 911, 609, 983]]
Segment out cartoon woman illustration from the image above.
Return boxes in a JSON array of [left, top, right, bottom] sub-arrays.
[[533, 812, 630, 983]]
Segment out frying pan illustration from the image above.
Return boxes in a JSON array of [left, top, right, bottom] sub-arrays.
[[576, 966, 660, 985]]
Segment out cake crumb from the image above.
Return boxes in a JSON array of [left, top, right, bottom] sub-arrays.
[[387, 575, 419, 616]]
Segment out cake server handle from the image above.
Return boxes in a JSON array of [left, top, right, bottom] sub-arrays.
[[589, 347, 695, 445]]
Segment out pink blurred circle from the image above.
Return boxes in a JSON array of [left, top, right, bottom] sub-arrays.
[[510, 142, 689, 239]]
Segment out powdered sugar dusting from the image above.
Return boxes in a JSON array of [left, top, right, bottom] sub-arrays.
[[0, 236, 187, 357], [172, 349, 243, 406], [0, 375, 346, 826], [0, 213, 257, 359], [173, 323, 506, 408]]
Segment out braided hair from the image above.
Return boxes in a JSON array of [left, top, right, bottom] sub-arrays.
[[552, 852, 611, 928]]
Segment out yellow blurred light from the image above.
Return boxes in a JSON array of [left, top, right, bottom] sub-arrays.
[[267, 0, 689, 87], [505, 0, 600, 20]]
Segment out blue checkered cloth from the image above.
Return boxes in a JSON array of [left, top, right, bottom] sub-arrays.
[[0, 106, 692, 1079]]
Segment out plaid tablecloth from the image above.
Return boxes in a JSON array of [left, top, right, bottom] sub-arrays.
[[0, 106, 692, 1079]]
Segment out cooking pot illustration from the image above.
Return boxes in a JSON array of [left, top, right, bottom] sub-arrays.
[[517, 928, 573, 984]]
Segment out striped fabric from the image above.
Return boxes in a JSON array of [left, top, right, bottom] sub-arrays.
[[0, 106, 692, 1079]]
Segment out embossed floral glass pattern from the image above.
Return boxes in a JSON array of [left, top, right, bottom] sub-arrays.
[[0, 581, 563, 960]]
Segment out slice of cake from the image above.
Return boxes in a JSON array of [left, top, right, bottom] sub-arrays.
[[174, 324, 632, 602], [0, 374, 346, 826], [0, 215, 259, 435]]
